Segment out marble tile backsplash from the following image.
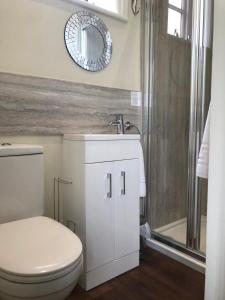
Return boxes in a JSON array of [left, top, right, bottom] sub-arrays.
[[0, 72, 141, 135]]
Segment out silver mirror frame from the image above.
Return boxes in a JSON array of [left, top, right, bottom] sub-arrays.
[[64, 11, 112, 72]]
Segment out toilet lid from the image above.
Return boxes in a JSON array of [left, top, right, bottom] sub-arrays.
[[0, 216, 82, 276]]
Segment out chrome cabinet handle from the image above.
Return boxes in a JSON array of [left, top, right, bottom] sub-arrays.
[[107, 173, 112, 198], [121, 171, 126, 195]]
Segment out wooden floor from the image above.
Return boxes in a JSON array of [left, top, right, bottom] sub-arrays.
[[68, 247, 205, 300]]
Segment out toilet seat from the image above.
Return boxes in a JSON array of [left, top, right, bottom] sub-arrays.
[[0, 216, 82, 279], [0, 216, 83, 300]]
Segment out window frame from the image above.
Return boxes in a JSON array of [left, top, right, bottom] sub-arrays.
[[67, 0, 129, 22], [168, 0, 190, 40]]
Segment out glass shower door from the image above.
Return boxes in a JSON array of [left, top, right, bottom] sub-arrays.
[[143, 0, 213, 258]]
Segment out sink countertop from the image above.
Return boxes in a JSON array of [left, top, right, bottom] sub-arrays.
[[63, 134, 140, 141]]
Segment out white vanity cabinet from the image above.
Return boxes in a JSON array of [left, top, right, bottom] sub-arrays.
[[62, 134, 140, 290]]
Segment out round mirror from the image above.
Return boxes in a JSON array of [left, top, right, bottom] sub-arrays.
[[64, 11, 112, 72]]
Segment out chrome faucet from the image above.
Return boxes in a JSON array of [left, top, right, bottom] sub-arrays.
[[108, 114, 125, 134], [108, 115, 141, 134]]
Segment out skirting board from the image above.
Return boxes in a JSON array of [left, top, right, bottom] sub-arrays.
[[79, 251, 139, 291], [146, 238, 205, 273]]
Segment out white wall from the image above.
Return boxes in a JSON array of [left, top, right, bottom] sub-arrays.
[[205, 1, 225, 299], [0, 0, 141, 91]]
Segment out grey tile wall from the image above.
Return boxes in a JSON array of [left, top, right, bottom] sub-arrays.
[[149, 0, 210, 229], [0, 72, 141, 135], [149, 0, 191, 229]]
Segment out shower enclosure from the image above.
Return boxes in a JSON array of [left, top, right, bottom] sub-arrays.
[[142, 0, 213, 260]]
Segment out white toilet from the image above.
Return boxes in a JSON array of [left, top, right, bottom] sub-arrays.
[[0, 144, 83, 300]]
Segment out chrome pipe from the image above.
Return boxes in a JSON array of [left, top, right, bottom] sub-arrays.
[[53, 177, 72, 222]]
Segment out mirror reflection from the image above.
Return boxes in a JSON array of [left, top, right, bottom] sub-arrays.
[[79, 25, 104, 62]]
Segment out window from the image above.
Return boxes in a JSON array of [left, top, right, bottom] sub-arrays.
[[167, 0, 190, 39], [70, 0, 128, 22], [85, 0, 120, 15]]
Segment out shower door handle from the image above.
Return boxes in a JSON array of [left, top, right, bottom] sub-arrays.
[[121, 171, 126, 195]]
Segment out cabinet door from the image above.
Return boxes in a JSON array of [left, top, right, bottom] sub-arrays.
[[85, 162, 115, 271], [114, 159, 140, 259]]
